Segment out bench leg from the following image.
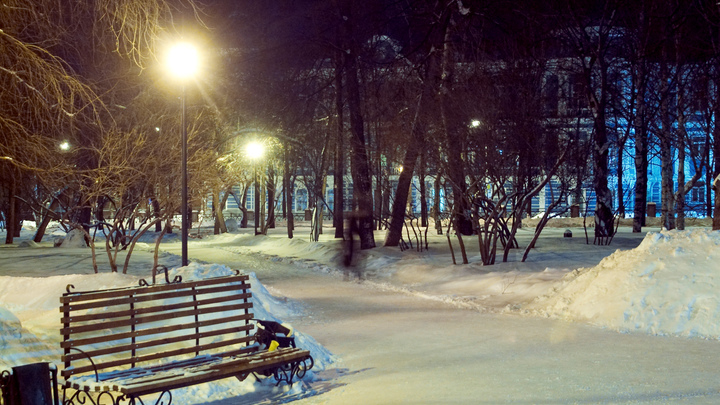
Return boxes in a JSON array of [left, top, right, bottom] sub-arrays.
[[273, 357, 314, 386], [121, 391, 172, 405], [63, 388, 119, 405], [62, 388, 172, 405]]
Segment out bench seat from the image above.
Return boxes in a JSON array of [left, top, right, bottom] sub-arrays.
[[63, 347, 311, 397]]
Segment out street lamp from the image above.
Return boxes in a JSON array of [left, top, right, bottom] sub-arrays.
[[167, 42, 199, 267], [246, 142, 264, 235]]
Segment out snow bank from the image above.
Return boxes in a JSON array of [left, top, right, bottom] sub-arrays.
[[0, 272, 137, 369], [59, 229, 87, 248], [523, 229, 720, 339]]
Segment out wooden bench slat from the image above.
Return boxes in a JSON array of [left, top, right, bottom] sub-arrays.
[[112, 371, 187, 390], [61, 302, 252, 335], [119, 349, 311, 397], [71, 354, 220, 384], [61, 313, 254, 349], [61, 283, 251, 313], [60, 275, 250, 304], [63, 336, 256, 378], [111, 354, 221, 377], [64, 349, 308, 395], [62, 324, 254, 362], [113, 350, 296, 387], [62, 292, 252, 323], [215, 345, 260, 359]]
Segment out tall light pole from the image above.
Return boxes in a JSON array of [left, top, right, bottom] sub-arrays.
[[167, 42, 198, 267], [246, 142, 264, 235]]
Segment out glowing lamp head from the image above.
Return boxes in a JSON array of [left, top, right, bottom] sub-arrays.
[[246, 142, 264, 160], [167, 43, 199, 79]]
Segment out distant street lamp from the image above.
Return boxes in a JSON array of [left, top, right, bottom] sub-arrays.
[[59, 141, 70, 151], [167, 42, 199, 267], [246, 142, 264, 235]]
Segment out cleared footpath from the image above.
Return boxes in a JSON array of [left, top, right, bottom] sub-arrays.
[[169, 243, 720, 405]]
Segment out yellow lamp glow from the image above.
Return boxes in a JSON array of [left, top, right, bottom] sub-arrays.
[[246, 142, 265, 160], [167, 43, 199, 79]]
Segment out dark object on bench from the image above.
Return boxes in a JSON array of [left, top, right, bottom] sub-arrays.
[[60, 271, 313, 405], [252, 319, 314, 382], [0, 363, 59, 405], [254, 319, 296, 350]]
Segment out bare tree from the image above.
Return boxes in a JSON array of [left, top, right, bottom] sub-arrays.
[[556, 0, 622, 212], [0, 0, 200, 245], [384, 0, 449, 248]]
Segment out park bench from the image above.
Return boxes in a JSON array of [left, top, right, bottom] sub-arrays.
[[58, 271, 313, 405]]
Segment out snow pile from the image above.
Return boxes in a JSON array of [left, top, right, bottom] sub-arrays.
[[0, 264, 333, 404], [0, 272, 137, 369], [59, 229, 87, 248], [523, 229, 720, 338]]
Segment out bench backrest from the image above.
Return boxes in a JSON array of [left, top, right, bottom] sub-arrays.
[[60, 273, 256, 380]]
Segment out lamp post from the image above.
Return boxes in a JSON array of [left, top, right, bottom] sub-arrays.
[[167, 42, 198, 267], [246, 142, 264, 235]]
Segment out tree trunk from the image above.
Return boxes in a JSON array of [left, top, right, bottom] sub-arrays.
[[267, 166, 276, 229], [706, 126, 713, 218], [676, 59, 687, 230], [633, 58, 649, 232], [240, 185, 249, 228], [616, 140, 626, 217], [420, 151, 428, 228], [153, 198, 162, 232], [213, 189, 229, 235], [659, 60, 675, 230], [373, 125, 383, 231], [713, 77, 720, 230], [284, 142, 294, 239], [340, 0, 375, 249], [714, 2, 720, 230], [334, 56, 345, 239], [259, 181, 267, 234], [383, 16, 447, 246], [384, 97, 429, 247], [78, 204, 92, 246], [5, 175, 16, 244], [434, 175, 442, 235], [676, 135, 686, 230], [318, 178, 326, 235], [438, 9, 472, 236], [34, 198, 60, 243], [586, 63, 613, 210]]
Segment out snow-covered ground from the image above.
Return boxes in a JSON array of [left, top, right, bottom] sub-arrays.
[[2, 218, 720, 403]]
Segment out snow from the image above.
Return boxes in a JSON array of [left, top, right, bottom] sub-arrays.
[[1, 218, 720, 403], [523, 228, 720, 338], [59, 228, 87, 248]]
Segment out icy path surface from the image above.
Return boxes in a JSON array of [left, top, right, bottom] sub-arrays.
[[166, 243, 720, 405]]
